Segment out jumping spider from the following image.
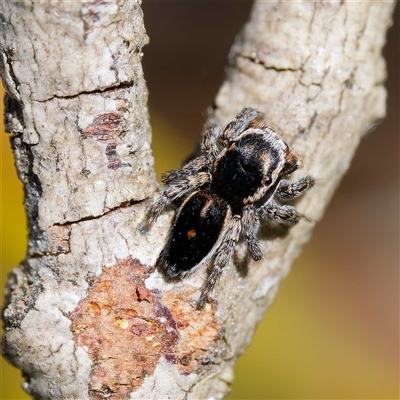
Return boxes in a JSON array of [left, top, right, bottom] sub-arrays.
[[142, 108, 314, 307]]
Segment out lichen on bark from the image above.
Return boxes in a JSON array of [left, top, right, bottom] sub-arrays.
[[1, 0, 396, 399]]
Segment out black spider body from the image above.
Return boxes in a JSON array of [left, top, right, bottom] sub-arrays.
[[158, 191, 230, 278], [142, 108, 314, 307], [211, 129, 284, 212]]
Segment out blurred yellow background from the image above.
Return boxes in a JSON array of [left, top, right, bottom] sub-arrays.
[[1, 2, 398, 399]]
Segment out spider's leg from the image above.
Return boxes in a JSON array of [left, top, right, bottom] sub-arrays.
[[201, 124, 221, 161], [276, 176, 315, 200], [283, 154, 301, 175], [260, 199, 301, 227], [198, 215, 241, 308], [221, 108, 260, 144], [142, 172, 211, 233], [162, 155, 209, 185], [241, 205, 263, 261]]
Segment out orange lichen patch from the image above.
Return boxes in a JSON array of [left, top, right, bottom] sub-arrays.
[[88, 302, 101, 317], [71, 259, 169, 398], [163, 289, 222, 375], [70, 258, 223, 399], [113, 318, 130, 329]]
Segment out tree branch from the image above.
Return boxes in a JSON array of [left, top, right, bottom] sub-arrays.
[[1, 1, 395, 399]]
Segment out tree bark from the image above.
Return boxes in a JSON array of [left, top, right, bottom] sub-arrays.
[[1, 1, 395, 399]]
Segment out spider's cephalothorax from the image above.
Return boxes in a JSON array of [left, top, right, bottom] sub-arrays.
[[142, 108, 314, 307]]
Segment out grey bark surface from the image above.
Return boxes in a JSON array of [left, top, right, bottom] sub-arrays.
[[0, 1, 395, 399]]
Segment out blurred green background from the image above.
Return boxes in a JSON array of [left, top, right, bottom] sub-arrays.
[[1, 2, 398, 399]]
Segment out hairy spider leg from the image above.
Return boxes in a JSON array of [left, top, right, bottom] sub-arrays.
[[201, 124, 222, 161], [260, 199, 301, 226], [141, 172, 211, 233], [198, 215, 241, 308], [162, 155, 209, 185], [241, 205, 263, 261], [221, 107, 260, 144], [275, 176, 315, 200]]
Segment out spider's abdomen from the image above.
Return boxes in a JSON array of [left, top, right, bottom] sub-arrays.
[[157, 190, 230, 278]]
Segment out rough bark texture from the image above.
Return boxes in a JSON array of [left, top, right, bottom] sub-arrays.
[[1, 1, 395, 399]]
